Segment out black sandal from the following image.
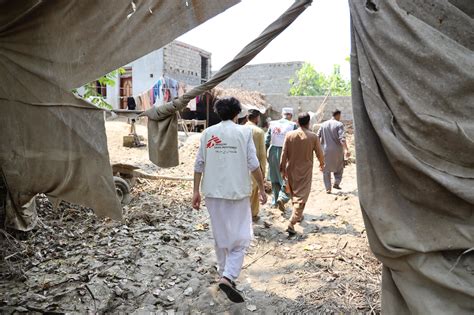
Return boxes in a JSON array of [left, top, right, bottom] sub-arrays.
[[286, 225, 296, 236], [218, 277, 244, 303]]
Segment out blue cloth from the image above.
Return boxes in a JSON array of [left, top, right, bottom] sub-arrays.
[[169, 79, 178, 98], [152, 80, 161, 104]]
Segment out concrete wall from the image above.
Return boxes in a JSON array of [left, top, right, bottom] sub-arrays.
[[218, 61, 303, 95], [106, 73, 121, 109], [265, 94, 353, 121], [131, 49, 165, 95], [163, 41, 211, 86]]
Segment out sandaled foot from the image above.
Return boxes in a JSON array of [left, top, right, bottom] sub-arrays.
[[277, 200, 286, 212], [333, 184, 341, 190], [218, 277, 244, 303], [326, 190, 332, 194], [286, 224, 296, 236]]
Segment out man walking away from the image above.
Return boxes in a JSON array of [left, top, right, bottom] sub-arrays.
[[317, 110, 351, 194], [192, 97, 267, 303], [245, 109, 267, 222], [280, 112, 324, 235], [265, 107, 297, 212]]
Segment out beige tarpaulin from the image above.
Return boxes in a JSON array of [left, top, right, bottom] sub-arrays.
[[350, 0, 474, 313], [0, 0, 239, 230], [142, 0, 313, 168]]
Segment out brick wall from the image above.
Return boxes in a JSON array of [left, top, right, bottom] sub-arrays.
[[265, 94, 353, 121], [163, 41, 211, 86], [218, 61, 303, 95]]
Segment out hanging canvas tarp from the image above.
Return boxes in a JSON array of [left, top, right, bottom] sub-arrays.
[[0, 0, 239, 230], [349, 0, 474, 313]]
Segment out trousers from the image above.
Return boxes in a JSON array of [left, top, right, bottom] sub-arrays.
[[250, 182, 259, 217], [206, 197, 252, 282], [215, 245, 247, 281], [271, 182, 290, 205], [290, 202, 306, 225], [323, 169, 343, 190]]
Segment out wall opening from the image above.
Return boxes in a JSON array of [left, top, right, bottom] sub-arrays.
[[201, 55, 209, 83], [119, 67, 133, 109]]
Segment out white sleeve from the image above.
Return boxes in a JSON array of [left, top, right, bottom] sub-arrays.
[[194, 135, 205, 173]]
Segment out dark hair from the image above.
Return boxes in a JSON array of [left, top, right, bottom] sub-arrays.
[[332, 109, 341, 117], [214, 97, 241, 121], [248, 109, 260, 120], [298, 112, 310, 127], [237, 116, 248, 125]]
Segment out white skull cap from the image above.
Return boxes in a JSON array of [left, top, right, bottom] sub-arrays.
[[282, 107, 294, 115], [237, 108, 248, 119]]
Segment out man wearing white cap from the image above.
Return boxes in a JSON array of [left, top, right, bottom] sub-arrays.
[[265, 107, 297, 211]]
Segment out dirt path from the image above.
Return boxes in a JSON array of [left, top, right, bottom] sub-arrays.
[[232, 163, 381, 313], [0, 121, 381, 313], [105, 120, 381, 312]]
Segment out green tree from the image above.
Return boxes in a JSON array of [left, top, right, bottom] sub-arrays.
[[74, 68, 125, 109], [289, 62, 351, 96]]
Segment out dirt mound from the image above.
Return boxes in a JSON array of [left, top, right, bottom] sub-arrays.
[[212, 87, 270, 112]]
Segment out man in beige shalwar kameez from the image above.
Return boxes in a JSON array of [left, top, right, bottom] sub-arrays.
[[280, 112, 324, 235]]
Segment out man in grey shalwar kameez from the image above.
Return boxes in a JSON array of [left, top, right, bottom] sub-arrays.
[[317, 110, 351, 193]]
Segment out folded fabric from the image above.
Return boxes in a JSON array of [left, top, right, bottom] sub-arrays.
[[187, 97, 197, 111]]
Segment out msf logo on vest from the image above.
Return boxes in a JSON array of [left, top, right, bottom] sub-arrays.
[[207, 135, 222, 149], [272, 127, 282, 135]]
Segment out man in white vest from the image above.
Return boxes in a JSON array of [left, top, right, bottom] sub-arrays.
[[192, 97, 267, 303], [265, 107, 297, 211]]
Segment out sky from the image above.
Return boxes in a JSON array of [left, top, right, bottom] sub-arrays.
[[179, 0, 352, 79]]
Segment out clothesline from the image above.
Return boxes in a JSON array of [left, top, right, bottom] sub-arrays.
[[123, 75, 201, 112]]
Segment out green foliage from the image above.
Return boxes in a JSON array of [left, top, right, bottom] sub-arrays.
[[76, 68, 125, 109], [289, 62, 351, 96]]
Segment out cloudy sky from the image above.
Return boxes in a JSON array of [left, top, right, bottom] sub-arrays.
[[179, 0, 352, 78]]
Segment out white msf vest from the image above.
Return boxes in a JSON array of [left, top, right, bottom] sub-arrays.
[[201, 120, 252, 200], [269, 119, 296, 147]]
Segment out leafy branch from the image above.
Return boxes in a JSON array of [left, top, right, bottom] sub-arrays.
[[74, 68, 125, 109], [289, 62, 351, 96]]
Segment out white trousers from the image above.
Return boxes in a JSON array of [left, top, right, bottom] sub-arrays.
[[206, 197, 252, 281], [215, 246, 247, 281]]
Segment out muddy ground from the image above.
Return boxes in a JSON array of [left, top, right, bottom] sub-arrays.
[[0, 119, 381, 313]]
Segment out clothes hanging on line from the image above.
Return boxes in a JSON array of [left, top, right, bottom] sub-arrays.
[[187, 97, 197, 111], [178, 82, 185, 97], [127, 96, 136, 110], [133, 95, 142, 110], [130, 75, 184, 110], [152, 80, 161, 105]]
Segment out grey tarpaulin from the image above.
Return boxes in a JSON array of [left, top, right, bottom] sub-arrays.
[[141, 0, 313, 168], [350, 0, 474, 313], [0, 0, 239, 230]]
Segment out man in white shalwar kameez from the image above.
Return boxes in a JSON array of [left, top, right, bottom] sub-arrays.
[[192, 97, 267, 303]]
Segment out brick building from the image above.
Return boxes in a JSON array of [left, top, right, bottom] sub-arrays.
[[103, 41, 211, 109], [217, 61, 303, 95]]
